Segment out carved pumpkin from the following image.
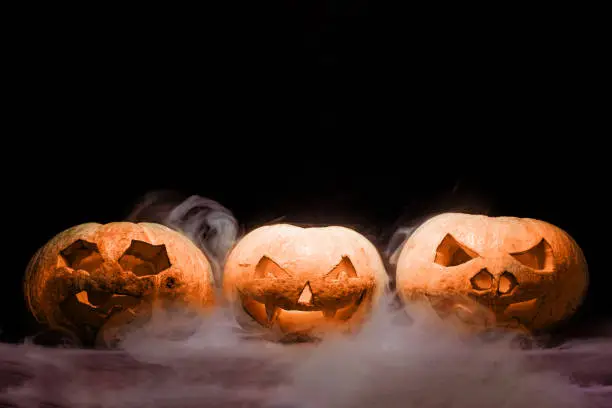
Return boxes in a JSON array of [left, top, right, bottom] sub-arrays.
[[395, 213, 588, 333], [223, 224, 388, 341], [24, 222, 215, 347]]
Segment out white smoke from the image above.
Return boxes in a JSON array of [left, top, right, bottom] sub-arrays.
[[127, 191, 240, 287], [6, 199, 609, 407], [2, 298, 609, 408], [385, 226, 418, 267]]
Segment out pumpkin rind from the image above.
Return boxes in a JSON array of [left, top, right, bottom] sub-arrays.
[[24, 222, 215, 346], [223, 224, 388, 340], [395, 213, 588, 332]]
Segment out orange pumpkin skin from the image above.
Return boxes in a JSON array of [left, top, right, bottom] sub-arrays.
[[223, 224, 389, 341], [395, 213, 588, 333], [24, 222, 215, 347]]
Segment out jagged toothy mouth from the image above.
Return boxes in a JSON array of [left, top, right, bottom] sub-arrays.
[[436, 296, 540, 331], [59, 290, 147, 345], [61, 290, 141, 320], [239, 290, 368, 329]]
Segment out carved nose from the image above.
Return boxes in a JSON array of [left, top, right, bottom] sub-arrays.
[[297, 282, 314, 306], [470, 269, 494, 290], [498, 272, 518, 294]]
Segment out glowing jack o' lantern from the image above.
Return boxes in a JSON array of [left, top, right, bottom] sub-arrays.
[[395, 213, 588, 333], [223, 224, 388, 341], [24, 222, 215, 347]]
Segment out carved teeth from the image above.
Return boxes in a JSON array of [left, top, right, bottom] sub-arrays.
[[75, 291, 94, 307], [323, 309, 337, 318], [265, 299, 279, 325]]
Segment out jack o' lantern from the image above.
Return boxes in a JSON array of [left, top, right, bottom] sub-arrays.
[[223, 224, 388, 341], [395, 213, 588, 333], [24, 222, 215, 347]]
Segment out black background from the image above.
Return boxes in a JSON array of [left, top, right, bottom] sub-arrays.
[[2, 3, 608, 342]]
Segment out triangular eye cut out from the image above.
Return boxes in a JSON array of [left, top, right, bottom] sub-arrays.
[[254, 256, 290, 278], [325, 256, 358, 279], [118, 240, 172, 276], [60, 239, 104, 272], [434, 234, 479, 267], [510, 238, 554, 270]]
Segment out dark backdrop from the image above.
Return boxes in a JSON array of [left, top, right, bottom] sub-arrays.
[[3, 2, 608, 342]]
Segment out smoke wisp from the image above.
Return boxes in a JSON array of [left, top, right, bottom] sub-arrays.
[[2, 299, 610, 408], [127, 191, 240, 286]]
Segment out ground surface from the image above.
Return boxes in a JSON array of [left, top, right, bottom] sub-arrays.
[[1, 309, 611, 408]]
